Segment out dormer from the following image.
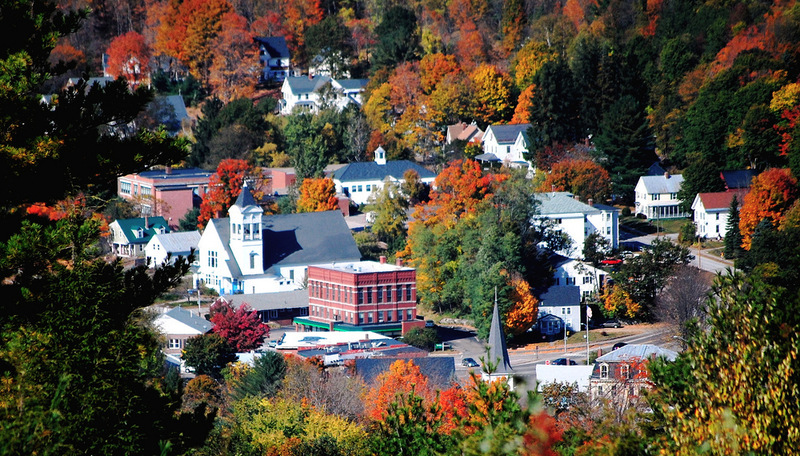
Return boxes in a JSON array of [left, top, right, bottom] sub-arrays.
[[374, 146, 386, 165]]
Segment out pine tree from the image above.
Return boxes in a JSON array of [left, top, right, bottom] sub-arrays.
[[724, 194, 743, 259]]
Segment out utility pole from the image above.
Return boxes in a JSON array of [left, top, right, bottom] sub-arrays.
[[586, 302, 591, 364]]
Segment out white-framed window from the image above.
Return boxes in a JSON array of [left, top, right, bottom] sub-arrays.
[[606, 227, 611, 235], [600, 364, 609, 379], [168, 338, 182, 349], [141, 186, 151, 197], [208, 251, 218, 268], [120, 181, 132, 195], [366, 185, 371, 191], [651, 193, 660, 201], [620, 364, 631, 379], [583, 276, 592, 284]]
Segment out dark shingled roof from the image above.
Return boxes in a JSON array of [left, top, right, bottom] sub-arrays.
[[261, 211, 361, 269], [721, 170, 757, 190], [356, 357, 456, 390], [223, 289, 308, 312], [538, 286, 581, 307], [233, 181, 258, 208], [332, 160, 435, 183], [486, 123, 531, 143], [254, 36, 290, 58], [163, 306, 214, 333], [487, 300, 513, 374]]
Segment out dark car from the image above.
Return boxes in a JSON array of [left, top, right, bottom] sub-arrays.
[[612, 342, 628, 350], [601, 319, 623, 328], [551, 358, 578, 366], [462, 357, 479, 368]]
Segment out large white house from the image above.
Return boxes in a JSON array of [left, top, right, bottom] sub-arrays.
[[331, 147, 436, 205], [144, 230, 201, 268], [691, 190, 747, 239], [255, 36, 291, 82], [551, 254, 608, 300], [196, 183, 361, 295], [535, 192, 620, 259], [280, 75, 368, 115], [634, 173, 686, 219], [477, 123, 532, 169]]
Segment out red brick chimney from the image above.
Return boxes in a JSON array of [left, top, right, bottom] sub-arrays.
[[396, 258, 403, 267], [379, 256, 387, 264], [165, 166, 172, 175], [588, 198, 594, 206]]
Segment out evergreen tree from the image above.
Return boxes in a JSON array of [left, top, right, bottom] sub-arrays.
[[723, 194, 743, 259], [231, 351, 286, 400], [677, 154, 726, 213], [371, 6, 420, 71], [527, 59, 581, 155]]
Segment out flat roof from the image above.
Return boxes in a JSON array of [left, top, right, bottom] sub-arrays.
[[309, 260, 413, 273]]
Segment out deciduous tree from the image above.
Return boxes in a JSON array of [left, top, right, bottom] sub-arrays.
[[537, 158, 610, 202], [296, 177, 338, 213], [470, 64, 514, 125], [505, 274, 539, 336], [183, 333, 238, 377], [198, 159, 252, 228], [366, 181, 408, 252], [209, 298, 269, 351], [106, 31, 151, 86], [739, 167, 798, 250], [209, 12, 258, 101]]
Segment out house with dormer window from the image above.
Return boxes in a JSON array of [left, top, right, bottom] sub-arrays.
[[280, 75, 368, 115], [634, 173, 686, 219], [109, 216, 170, 257], [196, 182, 361, 295]]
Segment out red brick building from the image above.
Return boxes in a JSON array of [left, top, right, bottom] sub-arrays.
[[295, 260, 422, 335], [118, 167, 212, 228]]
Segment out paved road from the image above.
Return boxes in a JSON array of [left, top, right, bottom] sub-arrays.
[[622, 231, 735, 274]]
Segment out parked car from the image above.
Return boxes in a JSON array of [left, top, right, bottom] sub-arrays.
[[602, 319, 623, 328], [612, 342, 627, 350], [600, 258, 623, 266], [551, 358, 578, 365], [425, 320, 436, 328], [462, 357, 479, 368]]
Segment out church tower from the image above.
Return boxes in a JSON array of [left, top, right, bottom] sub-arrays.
[[228, 181, 264, 275]]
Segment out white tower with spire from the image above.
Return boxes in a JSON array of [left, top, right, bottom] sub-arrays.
[[228, 181, 264, 275]]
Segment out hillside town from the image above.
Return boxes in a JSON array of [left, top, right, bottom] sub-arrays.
[[2, 0, 800, 455]]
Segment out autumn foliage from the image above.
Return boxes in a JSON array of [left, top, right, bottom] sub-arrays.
[[106, 31, 150, 85], [739, 168, 798, 250], [209, 298, 269, 351], [198, 159, 252, 229], [505, 273, 539, 336], [538, 158, 611, 202], [296, 177, 339, 213], [363, 359, 434, 421]]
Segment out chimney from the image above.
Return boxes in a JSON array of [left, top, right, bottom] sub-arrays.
[[165, 166, 172, 175], [588, 198, 594, 206], [308, 72, 313, 80], [573, 194, 580, 200], [396, 258, 403, 267], [379, 255, 387, 264], [664, 171, 670, 179]]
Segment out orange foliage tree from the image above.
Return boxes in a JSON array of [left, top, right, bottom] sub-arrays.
[[209, 12, 258, 101], [505, 273, 539, 336], [511, 85, 536, 124], [363, 359, 434, 421], [419, 53, 460, 95], [48, 41, 85, 69], [106, 31, 151, 86], [601, 283, 640, 319], [537, 158, 611, 202], [282, 0, 323, 66], [198, 158, 251, 228], [296, 177, 338, 213], [739, 168, 799, 250]]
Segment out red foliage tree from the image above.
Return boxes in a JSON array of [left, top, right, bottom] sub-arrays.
[[198, 159, 251, 229], [48, 41, 86, 69], [106, 31, 151, 86], [419, 53, 461, 95], [209, 12, 258, 101], [209, 298, 269, 352], [739, 168, 799, 250]]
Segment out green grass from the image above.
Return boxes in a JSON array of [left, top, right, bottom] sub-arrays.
[[566, 330, 633, 345]]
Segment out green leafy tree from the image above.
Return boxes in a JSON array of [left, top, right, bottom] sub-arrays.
[[284, 112, 330, 180], [677, 221, 697, 245], [736, 219, 800, 286], [651, 271, 800, 454], [583, 231, 611, 266], [180, 207, 201, 231], [723, 195, 743, 259], [611, 238, 693, 319], [304, 16, 354, 79], [183, 333, 238, 378], [402, 327, 439, 351], [366, 182, 408, 253]]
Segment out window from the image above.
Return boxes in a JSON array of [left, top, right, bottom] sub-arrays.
[[600, 364, 609, 379], [358, 289, 363, 304], [555, 218, 563, 224], [387, 311, 393, 321], [670, 193, 677, 199], [606, 227, 611, 235], [368, 313, 373, 323], [620, 364, 631, 379], [407, 309, 413, 320], [583, 276, 593, 284], [366, 185, 371, 191], [289, 270, 294, 281], [716, 225, 720, 233], [250, 252, 255, 269], [651, 193, 660, 201], [140, 186, 151, 197], [377, 287, 382, 303], [359, 312, 364, 324], [343, 187, 349, 195], [367, 287, 372, 303], [716, 213, 720, 220], [168, 338, 182, 349], [120, 181, 131, 195], [398, 311, 403, 321], [566, 278, 576, 285], [405, 285, 412, 301], [358, 185, 363, 192], [208, 251, 218, 268], [379, 311, 384, 322]]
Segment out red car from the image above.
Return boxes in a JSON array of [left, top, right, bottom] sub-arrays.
[[600, 258, 623, 266]]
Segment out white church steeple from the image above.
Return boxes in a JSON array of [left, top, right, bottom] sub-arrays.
[[228, 181, 264, 275]]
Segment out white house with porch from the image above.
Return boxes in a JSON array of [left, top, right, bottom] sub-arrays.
[[537, 286, 582, 335], [477, 123, 532, 169], [634, 173, 686, 219]]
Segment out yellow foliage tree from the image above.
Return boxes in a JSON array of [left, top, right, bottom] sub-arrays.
[[296, 177, 339, 213], [512, 40, 557, 89], [470, 64, 514, 125], [505, 274, 539, 336], [601, 284, 640, 319]]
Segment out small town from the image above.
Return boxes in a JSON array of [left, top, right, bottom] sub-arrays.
[[2, 0, 799, 455]]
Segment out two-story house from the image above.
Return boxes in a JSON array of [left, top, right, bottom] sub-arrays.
[[534, 192, 620, 259], [109, 216, 170, 257], [254, 36, 291, 82], [446, 121, 484, 145], [280, 75, 368, 114], [331, 147, 437, 205], [144, 230, 201, 268], [691, 190, 747, 239], [196, 182, 361, 295], [590, 344, 678, 401], [478, 123, 532, 169], [550, 254, 608, 300], [634, 173, 686, 219], [537, 286, 582, 336]]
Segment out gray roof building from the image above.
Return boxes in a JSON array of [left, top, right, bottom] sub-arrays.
[[254, 36, 290, 58], [595, 344, 678, 363], [223, 289, 308, 312], [485, 124, 531, 144], [332, 160, 435, 183], [538, 286, 581, 307]]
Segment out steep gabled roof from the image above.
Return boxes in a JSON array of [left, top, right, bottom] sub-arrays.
[[538, 286, 581, 307], [332, 160, 435, 183], [487, 299, 513, 374], [485, 123, 532, 144], [161, 306, 214, 334], [113, 217, 170, 244], [638, 174, 684, 194], [254, 36, 290, 58], [695, 190, 748, 211], [233, 181, 258, 208]]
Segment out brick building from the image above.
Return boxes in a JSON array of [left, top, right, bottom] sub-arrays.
[[118, 167, 212, 228], [294, 260, 422, 335]]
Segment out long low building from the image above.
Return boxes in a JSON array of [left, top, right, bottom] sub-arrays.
[[222, 289, 309, 325]]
